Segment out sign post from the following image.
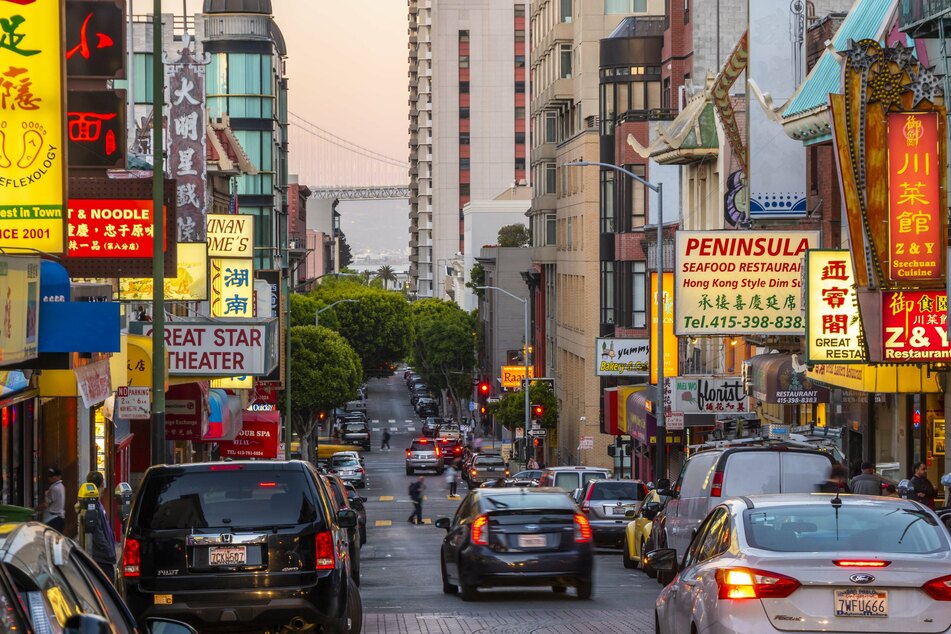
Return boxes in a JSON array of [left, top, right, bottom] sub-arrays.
[[150, 1, 166, 466]]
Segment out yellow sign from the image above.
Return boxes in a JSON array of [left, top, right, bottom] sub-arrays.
[[807, 363, 941, 393], [806, 250, 866, 363], [211, 375, 253, 389], [0, 1, 66, 253], [211, 258, 254, 318], [650, 272, 678, 384], [0, 256, 39, 365], [207, 214, 254, 258], [118, 243, 208, 300], [500, 365, 534, 388]]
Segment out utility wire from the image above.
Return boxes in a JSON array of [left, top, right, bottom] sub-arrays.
[[289, 112, 406, 168]]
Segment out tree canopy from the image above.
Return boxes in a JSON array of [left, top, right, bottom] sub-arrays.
[[497, 223, 531, 247], [489, 380, 558, 430], [288, 325, 362, 463]]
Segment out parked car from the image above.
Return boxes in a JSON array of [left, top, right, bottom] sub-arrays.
[[119, 461, 361, 633], [339, 420, 372, 451], [538, 466, 611, 492], [323, 474, 363, 586], [622, 488, 667, 573], [0, 522, 196, 634], [410, 390, 432, 407], [415, 398, 439, 418], [511, 469, 544, 482], [333, 449, 365, 467], [575, 479, 648, 548], [344, 484, 368, 546], [344, 399, 366, 413], [652, 444, 835, 583], [466, 452, 509, 487], [649, 494, 951, 633], [422, 416, 445, 437], [436, 487, 594, 600], [406, 437, 445, 475], [330, 453, 367, 488]]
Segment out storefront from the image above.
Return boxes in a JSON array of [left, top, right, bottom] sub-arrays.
[[621, 386, 685, 481], [0, 383, 39, 508]]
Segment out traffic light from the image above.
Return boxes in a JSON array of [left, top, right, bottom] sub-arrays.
[[478, 381, 490, 397], [532, 403, 544, 418], [479, 405, 486, 415], [533, 437, 539, 447], [318, 411, 326, 421]]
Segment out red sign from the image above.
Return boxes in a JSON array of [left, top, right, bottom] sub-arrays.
[[67, 199, 166, 257], [218, 410, 279, 459], [881, 290, 951, 361], [887, 112, 943, 281]]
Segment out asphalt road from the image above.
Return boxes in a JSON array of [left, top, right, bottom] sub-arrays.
[[355, 373, 662, 634]]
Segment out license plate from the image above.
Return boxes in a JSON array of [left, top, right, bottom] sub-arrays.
[[518, 534, 547, 548], [209, 546, 247, 566], [611, 506, 629, 515], [834, 588, 888, 617], [154, 594, 173, 605]]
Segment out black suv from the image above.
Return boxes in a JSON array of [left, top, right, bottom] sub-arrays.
[[339, 420, 372, 451], [120, 461, 362, 633]]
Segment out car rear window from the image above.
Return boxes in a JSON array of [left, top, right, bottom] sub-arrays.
[[481, 492, 574, 511], [744, 504, 949, 554], [589, 481, 645, 501], [722, 452, 780, 497], [583, 472, 608, 485], [553, 472, 579, 491], [411, 440, 435, 451], [781, 453, 835, 493], [475, 456, 505, 466], [135, 469, 320, 530], [332, 457, 360, 467], [343, 422, 367, 431]]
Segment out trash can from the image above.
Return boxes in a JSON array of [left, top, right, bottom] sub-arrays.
[[0, 504, 36, 523]]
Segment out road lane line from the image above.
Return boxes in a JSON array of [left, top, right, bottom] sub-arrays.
[[379, 496, 394, 501], [390, 427, 398, 431], [375, 520, 392, 527]]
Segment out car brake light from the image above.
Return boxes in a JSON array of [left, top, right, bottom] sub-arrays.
[[454, 447, 462, 454], [209, 464, 243, 471], [710, 471, 724, 497], [435, 446, 441, 457], [419, 438, 428, 443], [406, 449, 412, 457], [574, 513, 592, 543], [471, 515, 489, 545], [715, 567, 800, 600], [122, 538, 140, 577], [923, 574, 951, 601], [834, 560, 890, 568], [505, 469, 510, 476], [471, 469, 478, 476], [315, 531, 335, 570], [258, 481, 277, 488]]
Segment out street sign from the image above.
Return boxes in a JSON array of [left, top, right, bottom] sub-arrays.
[[116, 386, 150, 419], [487, 397, 500, 403], [528, 428, 546, 438], [579, 435, 593, 450], [667, 411, 685, 431], [515, 427, 525, 439]]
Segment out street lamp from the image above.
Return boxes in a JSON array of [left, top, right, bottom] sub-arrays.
[[564, 160, 666, 483], [315, 299, 358, 328], [477, 285, 530, 464]]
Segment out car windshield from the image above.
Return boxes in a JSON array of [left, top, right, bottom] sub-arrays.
[[476, 456, 505, 466], [589, 481, 644, 501], [332, 457, 360, 467], [135, 470, 319, 530], [744, 504, 949, 554], [481, 492, 574, 511], [343, 423, 366, 431]]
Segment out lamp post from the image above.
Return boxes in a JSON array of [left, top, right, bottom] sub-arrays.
[[315, 299, 358, 328], [150, 1, 167, 465], [564, 160, 666, 483], [477, 285, 530, 464]]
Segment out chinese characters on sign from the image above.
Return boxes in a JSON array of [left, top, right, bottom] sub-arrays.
[[887, 112, 944, 281], [67, 199, 166, 258], [805, 250, 866, 363], [66, 90, 124, 168], [594, 337, 648, 377], [881, 290, 951, 361], [211, 258, 253, 318], [207, 213, 254, 258], [165, 46, 208, 241], [663, 376, 747, 415], [118, 242, 208, 301], [650, 272, 678, 384], [65, 1, 124, 78], [0, 0, 66, 253], [675, 231, 818, 335]]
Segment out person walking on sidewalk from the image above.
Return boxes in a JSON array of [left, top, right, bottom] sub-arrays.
[[85, 471, 117, 583], [446, 461, 460, 497], [38, 467, 66, 533], [850, 461, 884, 496], [408, 476, 426, 525], [381, 428, 391, 451]]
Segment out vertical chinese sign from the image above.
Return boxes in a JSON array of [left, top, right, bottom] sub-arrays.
[[650, 272, 678, 385], [0, 0, 66, 253], [165, 45, 208, 242], [211, 258, 253, 318], [805, 250, 866, 363], [887, 112, 944, 282]]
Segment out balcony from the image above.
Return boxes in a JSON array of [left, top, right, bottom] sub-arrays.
[[534, 77, 573, 112], [532, 21, 572, 59], [533, 141, 556, 162], [899, 0, 951, 36]]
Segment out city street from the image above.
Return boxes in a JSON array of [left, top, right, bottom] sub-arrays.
[[356, 375, 661, 634]]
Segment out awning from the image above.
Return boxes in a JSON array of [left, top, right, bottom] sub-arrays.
[[807, 363, 942, 393], [204, 388, 241, 441], [127, 334, 169, 389], [619, 386, 684, 446], [749, 354, 830, 404]]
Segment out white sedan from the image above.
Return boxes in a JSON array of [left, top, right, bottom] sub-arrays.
[[648, 494, 951, 634]]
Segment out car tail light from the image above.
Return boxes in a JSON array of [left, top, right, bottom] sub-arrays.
[[574, 513, 592, 543], [471, 515, 489, 545], [715, 567, 800, 600], [710, 471, 724, 497], [923, 575, 951, 601], [356, 467, 365, 474], [258, 481, 277, 488], [834, 560, 890, 568], [505, 469, 510, 477], [471, 469, 478, 476], [209, 464, 243, 471], [406, 449, 412, 457], [315, 531, 336, 570], [435, 446, 441, 457], [581, 484, 594, 512], [122, 538, 141, 577]]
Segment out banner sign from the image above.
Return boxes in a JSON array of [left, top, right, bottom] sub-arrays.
[[805, 250, 866, 363], [0, 0, 66, 254], [207, 214, 254, 258], [115, 386, 149, 419], [0, 256, 39, 366], [218, 411, 279, 459], [74, 359, 111, 408], [500, 365, 534, 388], [595, 337, 648, 376], [211, 258, 253, 318], [118, 242, 208, 301], [675, 231, 817, 335], [663, 376, 748, 415], [881, 290, 951, 362], [887, 112, 943, 282], [650, 272, 678, 384], [134, 322, 271, 376], [67, 199, 166, 257]]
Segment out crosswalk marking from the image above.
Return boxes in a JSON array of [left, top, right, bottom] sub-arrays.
[[404, 419, 413, 423], [390, 426, 398, 431], [375, 520, 392, 527], [407, 426, 415, 431], [388, 419, 396, 423], [379, 496, 394, 501], [421, 518, 432, 524], [371, 419, 380, 423], [372, 428, 380, 432]]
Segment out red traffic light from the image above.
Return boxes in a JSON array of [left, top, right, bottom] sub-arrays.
[[478, 381, 490, 396], [532, 403, 544, 417], [533, 438, 539, 447]]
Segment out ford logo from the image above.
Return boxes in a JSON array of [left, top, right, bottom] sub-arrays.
[[849, 573, 875, 584]]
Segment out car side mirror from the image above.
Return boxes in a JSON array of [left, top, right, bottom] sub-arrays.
[[434, 517, 451, 530], [645, 548, 678, 573], [624, 509, 637, 519], [146, 618, 199, 634], [337, 508, 358, 529], [65, 614, 112, 634]]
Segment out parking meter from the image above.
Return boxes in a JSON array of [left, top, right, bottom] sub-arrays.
[[77, 482, 99, 552], [115, 482, 133, 522]]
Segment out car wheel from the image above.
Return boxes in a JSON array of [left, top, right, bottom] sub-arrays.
[[347, 578, 363, 633], [406, 467, 413, 476], [551, 585, 567, 593], [460, 580, 478, 601], [359, 525, 367, 546], [622, 537, 637, 569], [440, 554, 458, 595], [357, 481, 366, 489], [575, 578, 593, 600]]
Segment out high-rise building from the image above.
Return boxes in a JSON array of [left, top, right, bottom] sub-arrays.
[[409, 0, 531, 299]]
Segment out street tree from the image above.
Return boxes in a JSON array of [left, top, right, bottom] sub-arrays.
[[289, 325, 362, 463], [497, 223, 530, 247], [409, 299, 477, 419], [374, 265, 397, 290], [490, 380, 558, 430], [465, 262, 485, 299], [289, 293, 322, 327]]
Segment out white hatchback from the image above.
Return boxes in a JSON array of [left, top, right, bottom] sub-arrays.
[[648, 494, 951, 634]]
